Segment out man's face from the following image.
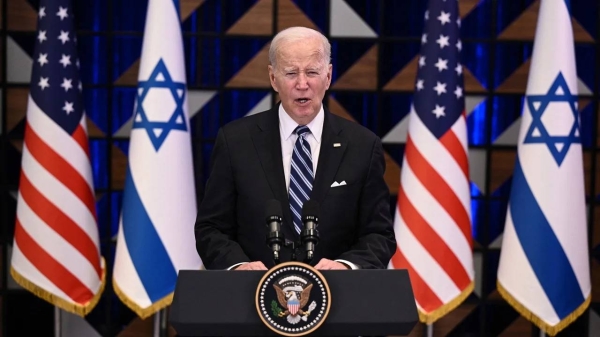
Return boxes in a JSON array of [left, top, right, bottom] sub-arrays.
[[268, 38, 332, 125]]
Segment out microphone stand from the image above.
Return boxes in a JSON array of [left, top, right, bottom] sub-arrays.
[[285, 239, 297, 262]]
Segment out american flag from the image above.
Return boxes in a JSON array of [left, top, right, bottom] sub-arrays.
[[10, 0, 105, 316], [389, 0, 474, 323]]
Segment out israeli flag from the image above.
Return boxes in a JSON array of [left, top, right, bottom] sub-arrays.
[[497, 1, 590, 335], [113, 0, 202, 318]]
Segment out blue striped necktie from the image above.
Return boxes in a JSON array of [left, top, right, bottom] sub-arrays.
[[289, 125, 314, 235]]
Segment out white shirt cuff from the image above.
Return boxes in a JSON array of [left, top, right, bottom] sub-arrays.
[[227, 262, 248, 270], [335, 259, 358, 270]]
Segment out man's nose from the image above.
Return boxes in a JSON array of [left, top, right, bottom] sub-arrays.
[[296, 73, 309, 89]]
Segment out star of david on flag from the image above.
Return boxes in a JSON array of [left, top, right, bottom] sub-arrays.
[[133, 58, 188, 151], [523, 72, 580, 166], [113, 0, 203, 319]]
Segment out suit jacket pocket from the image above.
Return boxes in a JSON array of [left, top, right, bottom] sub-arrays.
[[326, 183, 356, 196]]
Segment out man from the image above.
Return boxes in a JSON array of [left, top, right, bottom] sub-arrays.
[[195, 26, 395, 271]]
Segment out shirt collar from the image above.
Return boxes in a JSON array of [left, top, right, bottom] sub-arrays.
[[278, 104, 324, 143]]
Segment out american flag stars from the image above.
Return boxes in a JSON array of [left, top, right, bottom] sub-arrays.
[[415, 5, 464, 122], [33, 4, 82, 118]]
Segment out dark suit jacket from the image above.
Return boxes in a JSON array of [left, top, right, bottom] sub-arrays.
[[194, 105, 396, 270]]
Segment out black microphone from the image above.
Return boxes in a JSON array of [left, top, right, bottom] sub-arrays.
[[301, 200, 320, 263], [265, 199, 284, 264]]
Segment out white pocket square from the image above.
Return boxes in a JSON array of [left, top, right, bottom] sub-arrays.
[[330, 181, 347, 187]]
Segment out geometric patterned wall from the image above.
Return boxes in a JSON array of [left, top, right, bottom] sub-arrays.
[[1, 0, 598, 336]]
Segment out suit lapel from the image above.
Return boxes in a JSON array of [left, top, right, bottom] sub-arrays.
[[251, 107, 296, 239], [312, 111, 347, 204]]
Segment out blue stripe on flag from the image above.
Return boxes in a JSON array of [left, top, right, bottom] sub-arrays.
[[172, 0, 180, 16], [509, 157, 584, 319], [563, 0, 571, 14], [122, 165, 177, 302]]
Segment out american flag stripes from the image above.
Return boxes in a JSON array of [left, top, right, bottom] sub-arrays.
[[10, 0, 105, 316], [389, 0, 474, 323]]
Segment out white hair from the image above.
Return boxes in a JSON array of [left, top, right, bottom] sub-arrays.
[[268, 26, 331, 68]]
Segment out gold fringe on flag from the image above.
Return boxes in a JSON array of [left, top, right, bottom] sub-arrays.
[[418, 281, 474, 324], [10, 257, 106, 317], [497, 281, 590, 336], [113, 278, 174, 319]]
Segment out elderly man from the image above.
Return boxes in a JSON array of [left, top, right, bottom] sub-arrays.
[[195, 26, 395, 271]]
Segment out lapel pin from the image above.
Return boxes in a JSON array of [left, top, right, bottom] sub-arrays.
[[333, 143, 341, 147]]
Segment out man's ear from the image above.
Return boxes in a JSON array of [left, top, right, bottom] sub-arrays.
[[268, 65, 278, 92], [325, 63, 332, 89]]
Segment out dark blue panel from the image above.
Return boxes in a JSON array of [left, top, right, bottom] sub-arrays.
[[494, 42, 533, 89], [329, 92, 378, 134], [222, 0, 259, 32], [9, 34, 35, 57], [576, 44, 595, 95], [382, 144, 405, 171], [467, 98, 488, 146], [112, 35, 143, 83], [579, 102, 594, 149], [221, 38, 270, 85], [111, 88, 137, 135], [344, 0, 380, 34], [1, 190, 17, 242], [182, 0, 221, 32], [110, 191, 123, 237], [113, 140, 130, 158], [4, 138, 24, 188], [293, 0, 329, 34], [193, 92, 221, 139], [490, 96, 523, 143], [379, 41, 420, 88], [78, 35, 108, 84], [330, 39, 375, 84], [185, 37, 220, 87], [95, 194, 111, 241], [489, 198, 509, 244], [495, 0, 536, 36], [379, 93, 412, 136], [84, 89, 108, 134], [113, 0, 148, 32], [89, 139, 108, 190], [462, 42, 490, 90], [483, 250, 502, 296], [571, 0, 598, 39], [74, 0, 107, 31], [461, 0, 492, 38], [470, 181, 483, 197], [492, 176, 512, 198], [382, 0, 426, 37], [471, 197, 485, 244], [220, 90, 271, 124]]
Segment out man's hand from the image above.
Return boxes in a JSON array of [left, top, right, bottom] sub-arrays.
[[234, 261, 267, 270], [314, 258, 349, 270]]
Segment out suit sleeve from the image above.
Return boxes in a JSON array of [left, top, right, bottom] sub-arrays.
[[336, 137, 396, 269], [194, 128, 250, 269]]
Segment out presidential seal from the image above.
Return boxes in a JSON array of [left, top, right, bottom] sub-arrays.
[[256, 261, 331, 336]]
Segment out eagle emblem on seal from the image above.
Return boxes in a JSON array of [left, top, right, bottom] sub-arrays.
[[273, 275, 318, 324]]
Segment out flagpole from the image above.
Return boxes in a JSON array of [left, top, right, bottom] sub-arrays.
[[54, 307, 61, 337], [426, 323, 433, 337], [153, 308, 168, 337]]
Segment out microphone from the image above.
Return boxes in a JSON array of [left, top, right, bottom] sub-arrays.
[[301, 200, 320, 263], [265, 199, 284, 263]]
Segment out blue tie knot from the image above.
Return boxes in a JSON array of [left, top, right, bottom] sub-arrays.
[[295, 125, 311, 137]]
